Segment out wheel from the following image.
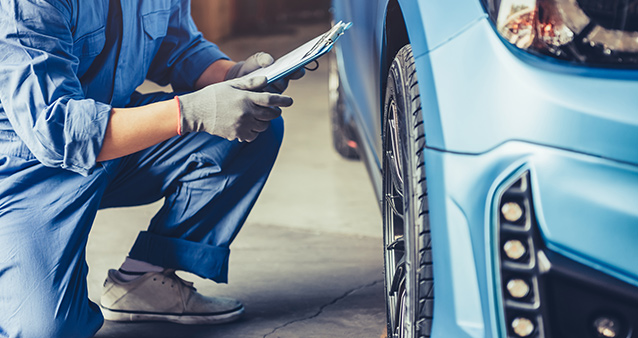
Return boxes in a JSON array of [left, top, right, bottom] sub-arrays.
[[328, 48, 360, 160], [382, 44, 434, 338]]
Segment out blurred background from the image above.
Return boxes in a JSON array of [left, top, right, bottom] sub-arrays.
[[191, 0, 332, 40], [89, 2, 386, 337]]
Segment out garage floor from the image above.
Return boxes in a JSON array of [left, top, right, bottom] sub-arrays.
[[88, 22, 386, 338]]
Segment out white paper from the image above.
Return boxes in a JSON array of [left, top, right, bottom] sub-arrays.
[[245, 21, 351, 83], [248, 35, 325, 82]]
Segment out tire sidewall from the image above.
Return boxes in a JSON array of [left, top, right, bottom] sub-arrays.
[[382, 44, 431, 338]]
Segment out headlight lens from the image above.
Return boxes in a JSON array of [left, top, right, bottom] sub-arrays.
[[486, 0, 638, 67]]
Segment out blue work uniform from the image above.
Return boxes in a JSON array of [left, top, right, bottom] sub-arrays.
[[0, 1, 284, 337]]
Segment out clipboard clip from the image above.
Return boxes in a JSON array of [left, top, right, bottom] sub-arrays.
[[302, 21, 352, 59]]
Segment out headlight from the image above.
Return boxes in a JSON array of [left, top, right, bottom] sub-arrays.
[[486, 0, 638, 67]]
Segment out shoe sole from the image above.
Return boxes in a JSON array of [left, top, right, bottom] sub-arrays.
[[101, 305, 244, 325]]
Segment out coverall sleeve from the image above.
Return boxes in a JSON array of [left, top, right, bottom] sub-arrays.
[[0, 0, 112, 176], [145, 0, 230, 92]]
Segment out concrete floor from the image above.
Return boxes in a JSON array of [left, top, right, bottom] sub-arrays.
[[87, 22, 386, 337]]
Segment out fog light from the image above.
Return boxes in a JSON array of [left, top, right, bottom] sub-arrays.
[[507, 279, 530, 299], [593, 317, 619, 338], [512, 317, 535, 337], [502, 201, 524, 222], [504, 239, 527, 260]]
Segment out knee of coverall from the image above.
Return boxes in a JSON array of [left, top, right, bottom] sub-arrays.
[[6, 304, 103, 338], [251, 116, 284, 163]]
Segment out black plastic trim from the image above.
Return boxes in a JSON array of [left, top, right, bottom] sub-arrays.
[[497, 171, 638, 338]]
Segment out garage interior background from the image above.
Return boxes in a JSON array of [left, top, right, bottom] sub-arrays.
[[190, 0, 331, 41]]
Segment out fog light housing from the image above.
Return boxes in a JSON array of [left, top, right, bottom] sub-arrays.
[[512, 317, 535, 337], [504, 239, 527, 260], [494, 170, 638, 338], [496, 172, 543, 337], [502, 201, 524, 223], [593, 316, 620, 338], [507, 279, 531, 299]]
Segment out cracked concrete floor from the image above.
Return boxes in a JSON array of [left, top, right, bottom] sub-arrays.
[[87, 21, 386, 337]]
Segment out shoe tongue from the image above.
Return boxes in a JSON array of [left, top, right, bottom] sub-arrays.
[[162, 269, 196, 290], [162, 269, 177, 275]]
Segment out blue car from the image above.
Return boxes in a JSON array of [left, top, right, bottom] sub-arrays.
[[329, 0, 638, 337]]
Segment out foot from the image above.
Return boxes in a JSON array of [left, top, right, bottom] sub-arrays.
[[100, 269, 244, 324]]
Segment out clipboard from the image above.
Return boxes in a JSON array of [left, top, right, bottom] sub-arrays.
[[247, 21, 353, 84]]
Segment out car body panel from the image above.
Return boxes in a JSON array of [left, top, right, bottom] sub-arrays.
[[423, 18, 638, 164], [332, 0, 488, 177], [406, 0, 485, 58], [530, 152, 638, 285], [426, 141, 638, 338], [332, 0, 385, 171]]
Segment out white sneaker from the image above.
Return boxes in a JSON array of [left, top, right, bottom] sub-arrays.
[[100, 269, 244, 324]]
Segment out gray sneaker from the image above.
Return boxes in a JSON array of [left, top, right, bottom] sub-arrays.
[[100, 269, 244, 324]]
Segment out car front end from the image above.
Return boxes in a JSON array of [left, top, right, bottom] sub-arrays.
[[332, 0, 638, 337], [418, 0, 638, 336]]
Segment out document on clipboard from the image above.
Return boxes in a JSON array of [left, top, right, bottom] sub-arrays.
[[247, 21, 353, 84]]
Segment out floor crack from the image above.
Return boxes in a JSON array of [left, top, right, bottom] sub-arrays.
[[262, 279, 383, 338]]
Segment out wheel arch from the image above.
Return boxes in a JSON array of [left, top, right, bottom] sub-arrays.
[[381, 0, 409, 126], [381, 0, 431, 131], [382, 0, 445, 151]]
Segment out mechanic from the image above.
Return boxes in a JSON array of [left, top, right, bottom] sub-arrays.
[[0, 0, 303, 337]]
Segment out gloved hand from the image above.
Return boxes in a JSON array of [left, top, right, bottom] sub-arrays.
[[224, 52, 305, 94], [224, 52, 274, 80], [177, 76, 293, 142]]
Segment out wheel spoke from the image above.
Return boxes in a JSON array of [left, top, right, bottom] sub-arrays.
[[387, 236, 405, 252], [385, 151, 405, 196], [388, 102, 404, 187], [396, 285, 407, 338], [389, 259, 405, 295], [385, 194, 404, 219]]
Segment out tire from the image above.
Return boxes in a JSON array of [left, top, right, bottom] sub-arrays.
[[328, 49, 360, 160], [382, 45, 433, 338]]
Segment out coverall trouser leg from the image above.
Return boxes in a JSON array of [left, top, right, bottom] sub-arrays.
[[0, 91, 284, 338]]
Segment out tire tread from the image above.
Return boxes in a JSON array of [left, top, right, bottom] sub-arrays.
[[383, 44, 433, 338], [401, 45, 433, 338]]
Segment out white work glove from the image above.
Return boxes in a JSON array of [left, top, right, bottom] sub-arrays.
[[177, 76, 293, 142], [224, 52, 305, 94]]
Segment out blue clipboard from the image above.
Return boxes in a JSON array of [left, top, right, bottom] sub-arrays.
[[247, 21, 353, 84]]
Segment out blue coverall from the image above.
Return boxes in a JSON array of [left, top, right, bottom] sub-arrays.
[[0, 1, 283, 337]]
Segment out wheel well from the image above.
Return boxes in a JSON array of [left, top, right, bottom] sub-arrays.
[[382, 0, 410, 119]]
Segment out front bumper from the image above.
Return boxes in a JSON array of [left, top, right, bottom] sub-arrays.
[[424, 141, 638, 338], [409, 10, 638, 338]]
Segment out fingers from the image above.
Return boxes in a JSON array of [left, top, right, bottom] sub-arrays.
[[288, 68, 306, 80], [236, 129, 259, 143], [240, 52, 274, 76], [251, 119, 271, 132], [237, 119, 270, 142], [232, 76, 285, 94], [263, 68, 306, 93], [251, 52, 274, 68], [251, 106, 283, 122], [232, 76, 269, 91], [264, 79, 287, 94], [231, 64, 304, 95], [249, 91, 293, 108]]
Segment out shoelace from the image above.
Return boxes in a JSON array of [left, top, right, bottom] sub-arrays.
[[161, 269, 196, 291]]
